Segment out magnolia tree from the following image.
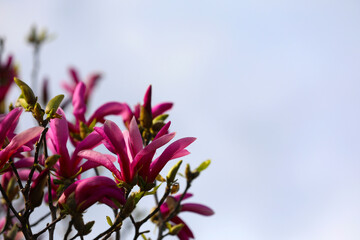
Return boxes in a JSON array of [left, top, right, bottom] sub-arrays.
[[0, 28, 213, 240]]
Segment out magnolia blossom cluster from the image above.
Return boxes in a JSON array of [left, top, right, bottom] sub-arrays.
[[0, 48, 213, 240]]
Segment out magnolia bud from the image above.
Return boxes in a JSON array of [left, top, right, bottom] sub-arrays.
[[140, 106, 152, 129]]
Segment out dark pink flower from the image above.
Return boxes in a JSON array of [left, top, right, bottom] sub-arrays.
[[58, 176, 126, 214], [0, 55, 17, 108], [79, 118, 195, 186], [120, 85, 173, 128], [0, 108, 43, 170], [68, 82, 126, 146], [62, 67, 101, 104], [47, 108, 103, 178], [159, 193, 214, 240]]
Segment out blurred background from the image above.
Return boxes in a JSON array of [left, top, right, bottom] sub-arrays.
[[2, 0, 360, 239]]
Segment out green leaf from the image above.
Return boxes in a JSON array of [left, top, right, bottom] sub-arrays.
[[106, 216, 113, 226], [196, 159, 211, 172]]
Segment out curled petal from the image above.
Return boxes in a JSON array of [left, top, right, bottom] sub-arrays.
[[181, 203, 214, 216], [152, 102, 173, 118], [0, 108, 22, 146], [87, 102, 126, 124], [72, 82, 86, 122], [149, 137, 196, 181], [78, 150, 122, 180], [128, 117, 143, 157]]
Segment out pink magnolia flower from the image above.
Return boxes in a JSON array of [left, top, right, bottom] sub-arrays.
[[62, 67, 101, 104], [0, 55, 17, 108], [79, 118, 195, 186], [0, 108, 43, 170], [58, 176, 126, 214], [68, 82, 126, 146], [47, 108, 104, 179], [159, 193, 214, 240], [120, 85, 173, 128]]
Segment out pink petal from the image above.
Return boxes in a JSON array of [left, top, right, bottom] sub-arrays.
[[152, 102, 173, 118], [131, 132, 175, 180], [103, 120, 131, 182], [69, 67, 80, 84], [72, 82, 86, 122], [129, 117, 143, 157], [181, 203, 214, 216], [143, 85, 152, 113], [72, 131, 103, 167], [78, 150, 122, 180], [0, 108, 22, 146], [153, 121, 171, 140], [171, 216, 194, 239], [87, 102, 126, 124], [149, 137, 196, 181], [1, 126, 43, 159], [49, 108, 72, 177]]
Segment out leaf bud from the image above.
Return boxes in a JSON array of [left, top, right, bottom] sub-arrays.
[[45, 94, 64, 115], [6, 177, 19, 201], [170, 182, 180, 194], [167, 160, 182, 185], [122, 192, 136, 217], [45, 154, 61, 169], [14, 78, 37, 108], [169, 223, 184, 235]]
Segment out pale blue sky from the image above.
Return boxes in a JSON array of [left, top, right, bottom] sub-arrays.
[[2, 1, 360, 239]]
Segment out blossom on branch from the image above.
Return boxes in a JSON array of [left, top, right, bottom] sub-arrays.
[[68, 82, 126, 146], [62, 67, 101, 104], [79, 118, 195, 187], [47, 108, 104, 179], [158, 193, 214, 240], [58, 176, 126, 214], [0, 108, 43, 170]]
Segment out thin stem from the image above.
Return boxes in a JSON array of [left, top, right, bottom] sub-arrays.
[[31, 45, 40, 91], [113, 209, 120, 240], [0, 182, 21, 222], [43, 136, 57, 240], [23, 127, 48, 198], [64, 220, 73, 240], [31, 212, 51, 227], [9, 159, 24, 190], [33, 215, 64, 238]]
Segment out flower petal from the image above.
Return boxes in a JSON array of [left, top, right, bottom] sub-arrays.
[[181, 203, 214, 216], [78, 150, 122, 180], [87, 102, 126, 124], [72, 82, 86, 122], [0, 108, 22, 146], [149, 137, 196, 181], [152, 102, 173, 118]]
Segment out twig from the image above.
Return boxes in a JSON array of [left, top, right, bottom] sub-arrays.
[[64, 220, 73, 240], [31, 212, 51, 227], [33, 215, 64, 238], [9, 158, 24, 190]]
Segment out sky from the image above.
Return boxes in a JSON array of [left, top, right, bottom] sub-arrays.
[[2, 0, 360, 239]]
